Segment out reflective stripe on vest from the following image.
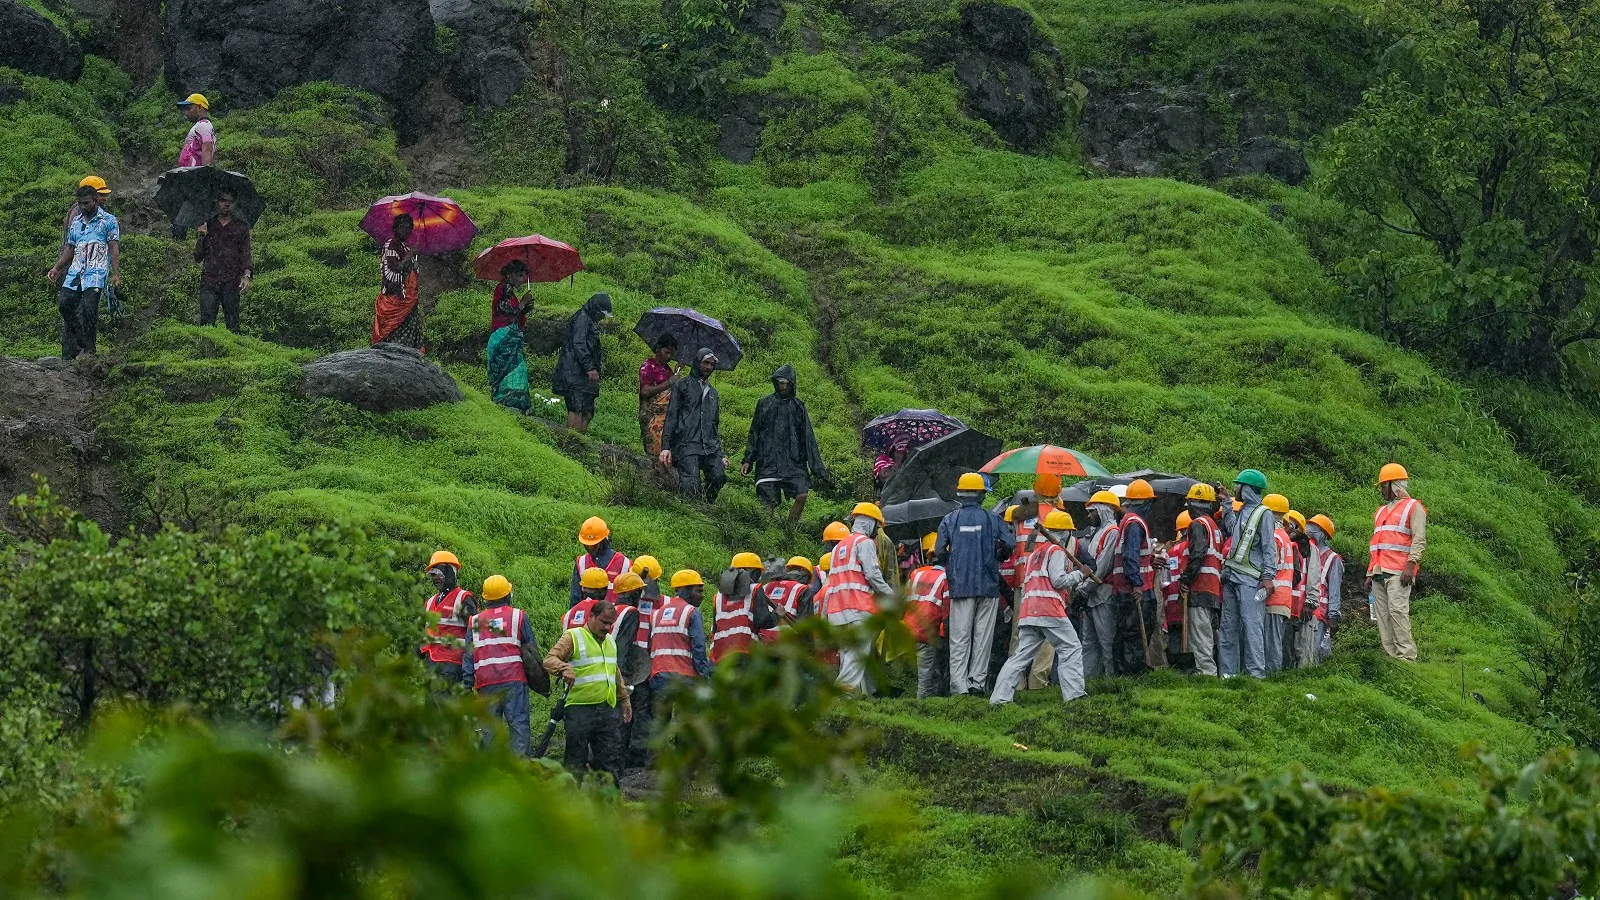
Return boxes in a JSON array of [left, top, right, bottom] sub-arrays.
[[1191, 515, 1223, 597], [1089, 524, 1120, 569], [823, 533, 878, 616], [1111, 512, 1155, 593], [1018, 544, 1068, 626], [759, 580, 805, 642], [634, 594, 656, 649], [650, 597, 699, 678], [1224, 505, 1271, 580], [1268, 529, 1293, 610], [905, 566, 949, 642], [1368, 498, 1422, 573], [576, 551, 633, 603], [1315, 550, 1342, 622], [561, 599, 634, 642], [1163, 541, 1185, 626], [423, 586, 472, 664], [1290, 542, 1307, 618], [566, 626, 619, 706], [470, 605, 526, 689], [710, 589, 755, 662]]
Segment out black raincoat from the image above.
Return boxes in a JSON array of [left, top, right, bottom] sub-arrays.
[[742, 364, 827, 481]]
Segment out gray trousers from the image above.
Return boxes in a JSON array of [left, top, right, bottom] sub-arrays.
[[1189, 605, 1219, 676], [992, 619, 1086, 704], [1264, 612, 1289, 673], [827, 609, 873, 694], [1079, 601, 1116, 679], [916, 636, 944, 699], [1316, 618, 1334, 662], [947, 596, 999, 694], [1220, 580, 1267, 678], [1295, 617, 1322, 668]]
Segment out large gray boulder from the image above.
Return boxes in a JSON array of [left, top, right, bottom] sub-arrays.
[[165, 0, 435, 113], [0, 357, 119, 533], [0, 0, 84, 81], [430, 0, 529, 109], [301, 344, 465, 413]]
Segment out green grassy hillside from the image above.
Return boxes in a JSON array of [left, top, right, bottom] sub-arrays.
[[3, 0, 1599, 890]]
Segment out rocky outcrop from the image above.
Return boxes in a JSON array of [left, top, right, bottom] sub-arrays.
[[1079, 75, 1310, 184], [0, 357, 119, 532], [301, 344, 465, 413], [430, 0, 529, 109], [0, 0, 84, 81], [164, 0, 435, 116], [921, 3, 1062, 152]]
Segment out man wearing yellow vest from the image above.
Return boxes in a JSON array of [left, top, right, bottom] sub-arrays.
[[545, 599, 633, 784], [1367, 463, 1424, 661]]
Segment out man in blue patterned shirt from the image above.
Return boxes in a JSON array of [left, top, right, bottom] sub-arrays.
[[48, 182, 121, 360]]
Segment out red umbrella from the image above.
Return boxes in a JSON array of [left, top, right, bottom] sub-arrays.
[[473, 234, 584, 282], [359, 192, 477, 255]]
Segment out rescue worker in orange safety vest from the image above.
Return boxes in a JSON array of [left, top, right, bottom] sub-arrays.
[[649, 570, 712, 688], [758, 557, 814, 641], [565, 567, 643, 679], [1003, 488, 1058, 691], [1261, 493, 1294, 674], [1162, 512, 1191, 668], [612, 570, 654, 768], [710, 552, 778, 663], [544, 599, 632, 785], [461, 575, 542, 756], [1076, 490, 1121, 680], [1178, 484, 1225, 676], [420, 550, 477, 687], [905, 533, 950, 699], [1284, 509, 1322, 670], [568, 515, 631, 608], [1367, 463, 1424, 661], [1113, 479, 1159, 675], [1307, 514, 1343, 664], [824, 502, 896, 694], [991, 510, 1093, 705]]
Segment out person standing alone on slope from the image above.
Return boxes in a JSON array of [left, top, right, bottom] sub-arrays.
[[742, 364, 830, 524], [1367, 463, 1424, 661], [552, 292, 612, 433]]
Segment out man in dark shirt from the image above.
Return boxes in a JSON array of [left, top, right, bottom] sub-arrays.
[[194, 191, 252, 332], [660, 348, 727, 502]]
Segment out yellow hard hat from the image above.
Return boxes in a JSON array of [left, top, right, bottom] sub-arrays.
[[850, 502, 886, 526], [670, 569, 704, 589], [1309, 514, 1337, 539], [1089, 490, 1121, 508], [482, 574, 513, 601], [957, 472, 987, 492], [579, 567, 610, 590], [178, 93, 209, 110], [631, 555, 662, 579], [731, 551, 764, 571], [1263, 493, 1290, 515], [921, 532, 938, 553], [823, 521, 849, 542], [578, 516, 610, 546], [1003, 505, 1018, 523], [1033, 474, 1062, 498], [614, 572, 645, 594], [1176, 511, 1192, 530], [1042, 509, 1075, 531], [1285, 510, 1308, 531], [426, 550, 460, 571], [1125, 479, 1156, 500], [1378, 462, 1409, 485], [78, 175, 111, 196], [786, 556, 813, 572], [818, 555, 832, 572], [1186, 482, 1217, 502]]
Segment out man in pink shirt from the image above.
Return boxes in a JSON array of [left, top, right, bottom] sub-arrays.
[[177, 93, 216, 167]]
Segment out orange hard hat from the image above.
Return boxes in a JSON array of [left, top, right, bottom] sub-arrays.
[[823, 521, 849, 542], [578, 516, 610, 546], [1176, 511, 1192, 530], [1032, 474, 1062, 498], [1378, 463, 1409, 484], [1125, 479, 1156, 500], [1309, 514, 1336, 539], [426, 550, 460, 571]]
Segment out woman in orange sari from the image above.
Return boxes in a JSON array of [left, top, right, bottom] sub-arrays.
[[372, 214, 422, 348], [638, 334, 678, 458]]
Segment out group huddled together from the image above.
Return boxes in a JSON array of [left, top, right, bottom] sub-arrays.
[[416, 461, 1427, 783]]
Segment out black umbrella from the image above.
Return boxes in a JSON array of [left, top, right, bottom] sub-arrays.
[[880, 426, 1004, 506], [882, 496, 959, 543], [155, 166, 265, 230], [633, 307, 742, 371]]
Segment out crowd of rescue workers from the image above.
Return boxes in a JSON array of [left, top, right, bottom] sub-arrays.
[[45, 95, 1428, 787], [420, 463, 1426, 785]]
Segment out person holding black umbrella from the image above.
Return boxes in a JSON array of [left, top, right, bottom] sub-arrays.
[[193, 190, 252, 333], [661, 348, 727, 502], [742, 364, 829, 524]]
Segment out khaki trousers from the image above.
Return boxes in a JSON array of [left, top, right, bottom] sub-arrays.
[[1009, 605, 1056, 689], [1371, 575, 1418, 660]]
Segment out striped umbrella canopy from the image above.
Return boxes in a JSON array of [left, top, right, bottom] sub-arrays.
[[359, 191, 478, 255], [980, 444, 1111, 478]]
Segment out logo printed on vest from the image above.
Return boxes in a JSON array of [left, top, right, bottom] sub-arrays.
[[662, 608, 677, 623]]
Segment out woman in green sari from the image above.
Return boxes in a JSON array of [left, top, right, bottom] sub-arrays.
[[486, 261, 534, 412]]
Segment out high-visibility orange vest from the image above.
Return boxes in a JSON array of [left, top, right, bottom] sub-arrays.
[[575, 550, 632, 603], [1368, 498, 1423, 574], [1268, 529, 1293, 611], [759, 579, 806, 642], [710, 587, 756, 662], [562, 599, 635, 642], [1018, 543, 1070, 625], [1112, 512, 1155, 594], [1315, 551, 1342, 622], [468, 604, 527, 689], [649, 596, 699, 678], [1001, 505, 1056, 588], [1163, 541, 1186, 627], [822, 533, 878, 617], [1190, 515, 1223, 598], [1289, 542, 1307, 618], [422, 586, 472, 664], [904, 565, 949, 643]]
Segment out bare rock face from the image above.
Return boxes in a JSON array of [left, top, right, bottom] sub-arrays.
[[0, 357, 119, 532], [0, 0, 85, 82], [301, 344, 465, 413], [429, 0, 530, 109], [164, 0, 435, 116]]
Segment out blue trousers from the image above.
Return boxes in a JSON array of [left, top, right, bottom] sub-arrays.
[[1220, 580, 1267, 678], [479, 681, 532, 756]]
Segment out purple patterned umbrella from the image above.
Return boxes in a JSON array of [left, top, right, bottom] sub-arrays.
[[633, 307, 743, 371], [359, 191, 478, 255], [862, 408, 967, 454]]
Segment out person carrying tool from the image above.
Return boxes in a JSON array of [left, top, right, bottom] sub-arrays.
[[991, 510, 1092, 705], [710, 552, 777, 663], [1113, 479, 1160, 674], [823, 502, 896, 693], [420, 550, 476, 688], [461, 575, 544, 756], [934, 474, 1015, 696], [544, 599, 632, 784], [1179, 484, 1225, 676], [1367, 463, 1424, 661], [1219, 469, 1275, 679], [905, 533, 950, 699], [1075, 490, 1121, 679], [1307, 515, 1342, 663], [569, 516, 631, 608]]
